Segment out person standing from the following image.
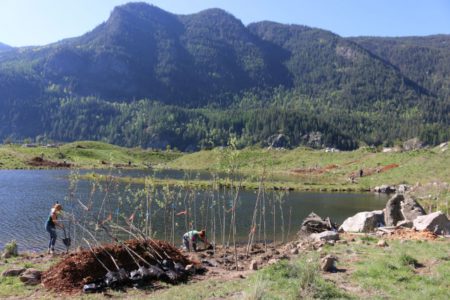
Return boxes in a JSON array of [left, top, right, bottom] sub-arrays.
[[45, 203, 63, 254]]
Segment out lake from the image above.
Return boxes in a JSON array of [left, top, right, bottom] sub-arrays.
[[0, 169, 388, 252]]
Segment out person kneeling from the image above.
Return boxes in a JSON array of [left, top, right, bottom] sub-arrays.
[[182, 229, 210, 252]]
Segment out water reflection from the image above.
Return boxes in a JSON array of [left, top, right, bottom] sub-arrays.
[[0, 170, 387, 252]]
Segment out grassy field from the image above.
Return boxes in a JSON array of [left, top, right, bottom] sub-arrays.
[[71, 144, 450, 190], [166, 145, 450, 189], [1, 236, 449, 299], [0, 141, 182, 169]]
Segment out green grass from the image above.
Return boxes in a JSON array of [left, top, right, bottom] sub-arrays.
[[1, 239, 449, 299], [0, 255, 58, 298], [322, 238, 450, 300], [167, 146, 450, 188], [0, 141, 182, 169]]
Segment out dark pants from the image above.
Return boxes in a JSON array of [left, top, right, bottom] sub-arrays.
[[46, 224, 57, 249], [183, 236, 197, 251]]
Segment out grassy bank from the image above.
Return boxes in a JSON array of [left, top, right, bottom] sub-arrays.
[[2, 236, 449, 299], [79, 145, 449, 197], [166, 145, 450, 189], [0, 141, 182, 169]]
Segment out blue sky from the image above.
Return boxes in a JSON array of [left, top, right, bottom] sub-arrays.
[[1, 0, 450, 47]]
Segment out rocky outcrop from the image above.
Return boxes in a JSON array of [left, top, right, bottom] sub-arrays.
[[267, 134, 290, 148], [385, 194, 426, 226], [339, 210, 384, 232], [298, 212, 337, 234], [413, 211, 450, 234]]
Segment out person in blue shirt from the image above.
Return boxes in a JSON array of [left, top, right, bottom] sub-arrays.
[[44, 203, 64, 254], [182, 229, 210, 252]]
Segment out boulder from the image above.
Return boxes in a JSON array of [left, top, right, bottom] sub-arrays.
[[298, 212, 338, 234], [2, 268, 26, 277], [413, 211, 450, 235], [385, 194, 426, 226], [385, 194, 405, 226], [19, 268, 42, 286], [310, 231, 339, 242], [339, 210, 384, 232], [400, 196, 426, 222], [320, 255, 338, 272]]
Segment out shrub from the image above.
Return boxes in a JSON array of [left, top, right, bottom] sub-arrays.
[[4, 240, 18, 257]]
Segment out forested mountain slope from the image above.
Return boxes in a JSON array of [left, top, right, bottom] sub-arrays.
[[0, 3, 448, 150]]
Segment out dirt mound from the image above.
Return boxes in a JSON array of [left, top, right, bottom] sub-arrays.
[[42, 239, 189, 294], [28, 156, 72, 168]]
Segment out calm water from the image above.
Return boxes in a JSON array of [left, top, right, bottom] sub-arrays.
[[0, 170, 388, 252]]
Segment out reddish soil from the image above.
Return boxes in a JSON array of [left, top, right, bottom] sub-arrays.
[[28, 156, 72, 168], [348, 163, 400, 179], [42, 239, 189, 294], [380, 228, 438, 240]]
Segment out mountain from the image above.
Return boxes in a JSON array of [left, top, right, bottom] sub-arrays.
[[0, 42, 12, 52], [350, 35, 450, 99], [0, 3, 448, 150]]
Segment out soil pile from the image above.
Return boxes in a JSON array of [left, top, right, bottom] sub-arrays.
[[42, 239, 189, 294]]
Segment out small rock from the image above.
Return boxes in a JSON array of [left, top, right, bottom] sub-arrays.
[[327, 240, 335, 246], [290, 248, 299, 255], [249, 260, 258, 270], [19, 268, 42, 285], [377, 240, 388, 247], [2, 268, 26, 277], [321, 255, 338, 272], [202, 259, 218, 267], [185, 264, 195, 273], [268, 258, 278, 265]]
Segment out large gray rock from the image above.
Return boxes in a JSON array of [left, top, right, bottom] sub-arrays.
[[385, 194, 426, 226], [310, 231, 339, 242], [413, 211, 450, 235], [339, 211, 384, 232], [385, 194, 404, 226], [401, 196, 426, 222]]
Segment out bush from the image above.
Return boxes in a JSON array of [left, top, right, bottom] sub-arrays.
[[3, 240, 18, 257]]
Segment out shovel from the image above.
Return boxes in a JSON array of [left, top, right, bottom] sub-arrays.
[[62, 226, 71, 253]]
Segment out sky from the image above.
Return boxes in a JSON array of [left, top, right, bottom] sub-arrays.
[[1, 0, 450, 47]]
